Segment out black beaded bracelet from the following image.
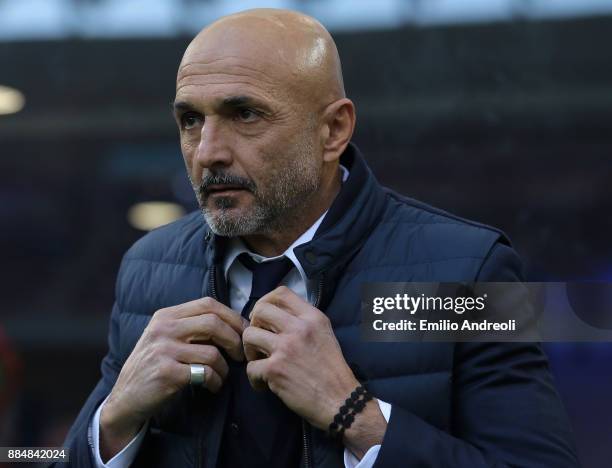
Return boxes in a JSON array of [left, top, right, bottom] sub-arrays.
[[328, 384, 373, 439]]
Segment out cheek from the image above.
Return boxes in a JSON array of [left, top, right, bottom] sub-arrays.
[[180, 138, 199, 173], [246, 154, 279, 189]]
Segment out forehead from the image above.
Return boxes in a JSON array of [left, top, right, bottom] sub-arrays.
[[176, 57, 281, 104], [176, 29, 299, 107]]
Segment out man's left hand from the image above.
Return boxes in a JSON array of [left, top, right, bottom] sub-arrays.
[[242, 286, 360, 429]]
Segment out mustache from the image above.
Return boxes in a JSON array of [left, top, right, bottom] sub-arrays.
[[197, 172, 256, 196]]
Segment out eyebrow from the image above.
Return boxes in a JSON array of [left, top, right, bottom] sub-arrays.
[[172, 100, 195, 113], [172, 95, 267, 115], [222, 95, 258, 108]]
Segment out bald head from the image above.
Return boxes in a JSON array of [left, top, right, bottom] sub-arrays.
[[179, 8, 345, 108]]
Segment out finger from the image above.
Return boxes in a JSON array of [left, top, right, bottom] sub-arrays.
[[246, 359, 270, 391], [175, 314, 245, 362], [242, 326, 278, 362], [168, 297, 248, 334], [250, 302, 296, 333], [172, 343, 229, 380], [259, 286, 311, 318], [180, 363, 223, 393]]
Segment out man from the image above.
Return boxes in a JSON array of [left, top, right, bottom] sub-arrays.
[[61, 8, 579, 468]]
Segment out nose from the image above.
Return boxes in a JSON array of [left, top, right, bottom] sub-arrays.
[[195, 117, 233, 169]]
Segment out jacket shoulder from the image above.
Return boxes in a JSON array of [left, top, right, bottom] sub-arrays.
[[123, 210, 207, 267], [386, 189, 509, 241], [383, 189, 510, 246], [360, 190, 514, 277], [113, 211, 209, 316]]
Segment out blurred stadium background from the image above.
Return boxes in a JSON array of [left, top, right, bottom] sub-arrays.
[[1, 0, 611, 466]]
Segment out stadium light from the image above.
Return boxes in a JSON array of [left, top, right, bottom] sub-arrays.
[[127, 201, 186, 231], [0, 85, 25, 115]]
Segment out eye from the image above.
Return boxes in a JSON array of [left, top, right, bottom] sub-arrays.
[[180, 112, 203, 130], [235, 108, 260, 123]]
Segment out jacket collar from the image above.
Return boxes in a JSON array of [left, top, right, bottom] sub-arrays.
[[294, 142, 387, 278], [206, 143, 387, 278]]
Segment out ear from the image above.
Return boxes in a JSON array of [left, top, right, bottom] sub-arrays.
[[320, 98, 356, 163]]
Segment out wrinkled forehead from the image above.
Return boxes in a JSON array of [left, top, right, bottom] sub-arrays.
[[177, 19, 326, 103], [180, 29, 283, 75]]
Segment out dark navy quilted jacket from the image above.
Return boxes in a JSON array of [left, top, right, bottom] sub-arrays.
[[61, 144, 579, 467]]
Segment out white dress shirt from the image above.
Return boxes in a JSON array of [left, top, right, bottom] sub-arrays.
[[90, 166, 391, 468]]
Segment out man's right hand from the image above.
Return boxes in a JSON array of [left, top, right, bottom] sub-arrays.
[[99, 297, 246, 462]]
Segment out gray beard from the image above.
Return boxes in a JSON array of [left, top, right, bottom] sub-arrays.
[[194, 140, 320, 238], [202, 198, 276, 237]]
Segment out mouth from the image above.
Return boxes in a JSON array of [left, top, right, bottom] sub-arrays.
[[204, 185, 248, 196]]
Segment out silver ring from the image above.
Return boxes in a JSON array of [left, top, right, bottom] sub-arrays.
[[190, 363, 206, 387]]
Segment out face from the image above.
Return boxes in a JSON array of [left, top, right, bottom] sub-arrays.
[[174, 50, 323, 237]]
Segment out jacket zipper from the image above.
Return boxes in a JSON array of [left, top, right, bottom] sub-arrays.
[[302, 419, 312, 468], [195, 264, 218, 468], [302, 274, 325, 468], [87, 419, 95, 454], [209, 263, 218, 301]]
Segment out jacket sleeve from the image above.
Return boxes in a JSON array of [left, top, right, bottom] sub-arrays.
[[53, 300, 124, 468], [373, 241, 580, 467]]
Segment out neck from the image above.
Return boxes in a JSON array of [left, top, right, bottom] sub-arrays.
[[241, 166, 342, 257]]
